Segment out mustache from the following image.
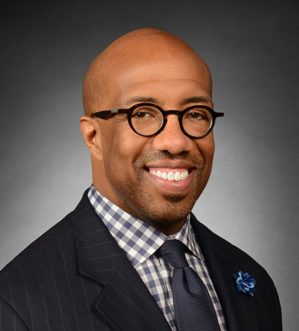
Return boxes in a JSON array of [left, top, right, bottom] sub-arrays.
[[137, 151, 204, 165]]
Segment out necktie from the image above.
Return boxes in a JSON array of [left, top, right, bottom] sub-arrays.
[[159, 239, 220, 331]]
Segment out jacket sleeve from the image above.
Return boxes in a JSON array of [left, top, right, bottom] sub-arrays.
[[0, 298, 30, 331]]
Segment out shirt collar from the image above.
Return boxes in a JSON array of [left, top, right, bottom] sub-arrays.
[[88, 185, 202, 266]]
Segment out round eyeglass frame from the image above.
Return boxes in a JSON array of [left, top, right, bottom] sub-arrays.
[[91, 102, 224, 139]]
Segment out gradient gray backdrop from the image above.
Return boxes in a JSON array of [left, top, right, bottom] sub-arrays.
[[1, 0, 298, 330]]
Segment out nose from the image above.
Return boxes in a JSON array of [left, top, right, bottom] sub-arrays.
[[152, 114, 193, 155]]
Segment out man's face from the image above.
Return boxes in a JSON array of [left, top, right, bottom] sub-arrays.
[[92, 52, 215, 234]]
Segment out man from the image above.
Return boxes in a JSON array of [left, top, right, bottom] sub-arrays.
[[0, 28, 282, 330]]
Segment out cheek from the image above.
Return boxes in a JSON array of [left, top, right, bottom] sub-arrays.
[[101, 125, 146, 173], [196, 135, 215, 170]]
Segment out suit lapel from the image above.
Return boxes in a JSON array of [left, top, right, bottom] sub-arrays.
[[190, 214, 258, 331], [71, 193, 171, 331]]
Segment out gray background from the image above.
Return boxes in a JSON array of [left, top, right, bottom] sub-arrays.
[[1, 0, 298, 329]]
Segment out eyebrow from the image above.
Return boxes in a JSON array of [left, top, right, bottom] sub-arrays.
[[123, 95, 212, 107], [180, 96, 211, 105], [123, 96, 160, 105]]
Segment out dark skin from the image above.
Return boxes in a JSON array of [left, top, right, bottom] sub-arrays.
[[80, 28, 215, 235]]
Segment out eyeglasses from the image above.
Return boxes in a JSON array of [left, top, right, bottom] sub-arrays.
[[91, 103, 224, 139]]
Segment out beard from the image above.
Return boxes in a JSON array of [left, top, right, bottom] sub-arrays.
[[130, 150, 206, 222]]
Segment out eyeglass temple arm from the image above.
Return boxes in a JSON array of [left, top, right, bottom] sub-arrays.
[[91, 109, 129, 119], [214, 111, 224, 118]]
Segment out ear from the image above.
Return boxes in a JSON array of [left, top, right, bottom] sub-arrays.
[[80, 116, 103, 161]]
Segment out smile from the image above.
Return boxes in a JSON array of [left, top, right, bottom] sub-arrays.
[[149, 168, 189, 182]]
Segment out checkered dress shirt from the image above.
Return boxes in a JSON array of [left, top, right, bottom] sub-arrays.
[[88, 185, 227, 331]]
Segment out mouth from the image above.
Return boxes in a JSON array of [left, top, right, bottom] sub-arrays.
[[144, 160, 196, 194], [148, 168, 191, 182]]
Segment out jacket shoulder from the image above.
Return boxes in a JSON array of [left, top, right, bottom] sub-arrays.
[[0, 190, 91, 274], [1, 209, 74, 273], [0, 192, 91, 329]]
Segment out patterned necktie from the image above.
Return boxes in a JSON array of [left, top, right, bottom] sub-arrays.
[[159, 239, 220, 331]]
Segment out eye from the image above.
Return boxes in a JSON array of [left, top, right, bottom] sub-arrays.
[[189, 112, 203, 119], [133, 111, 151, 118], [131, 106, 160, 119], [185, 108, 210, 121]]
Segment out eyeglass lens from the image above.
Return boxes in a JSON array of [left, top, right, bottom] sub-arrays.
[[130, 105, 213, 138]]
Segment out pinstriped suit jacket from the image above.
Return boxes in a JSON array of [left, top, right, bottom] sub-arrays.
[[0, 190, 282, 331]]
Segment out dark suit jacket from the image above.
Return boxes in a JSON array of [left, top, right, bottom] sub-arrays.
[[0, 190, 282, 330]]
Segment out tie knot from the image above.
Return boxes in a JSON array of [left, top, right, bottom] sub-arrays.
[[159, 240, 188, 268]]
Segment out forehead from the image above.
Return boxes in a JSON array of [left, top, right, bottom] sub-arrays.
[[105, 56, 212, 108]]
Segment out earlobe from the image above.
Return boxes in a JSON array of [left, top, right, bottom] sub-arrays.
[[79, 116, 103, 161]]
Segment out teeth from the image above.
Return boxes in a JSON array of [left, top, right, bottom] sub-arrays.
[[168, 172, 174, 181], [174, 172, 181, 181], [149, 169, 189, 182]]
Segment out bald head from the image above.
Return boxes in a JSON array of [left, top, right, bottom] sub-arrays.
[[82, 28, 212, 115]]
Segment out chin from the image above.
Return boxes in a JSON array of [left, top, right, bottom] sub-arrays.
[[162, 193, 186, 203], [147, 209, 190, 235], [144, 199, 195, 224]]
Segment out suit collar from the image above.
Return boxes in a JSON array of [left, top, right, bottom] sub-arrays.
[[70, 191, 171, 331]]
